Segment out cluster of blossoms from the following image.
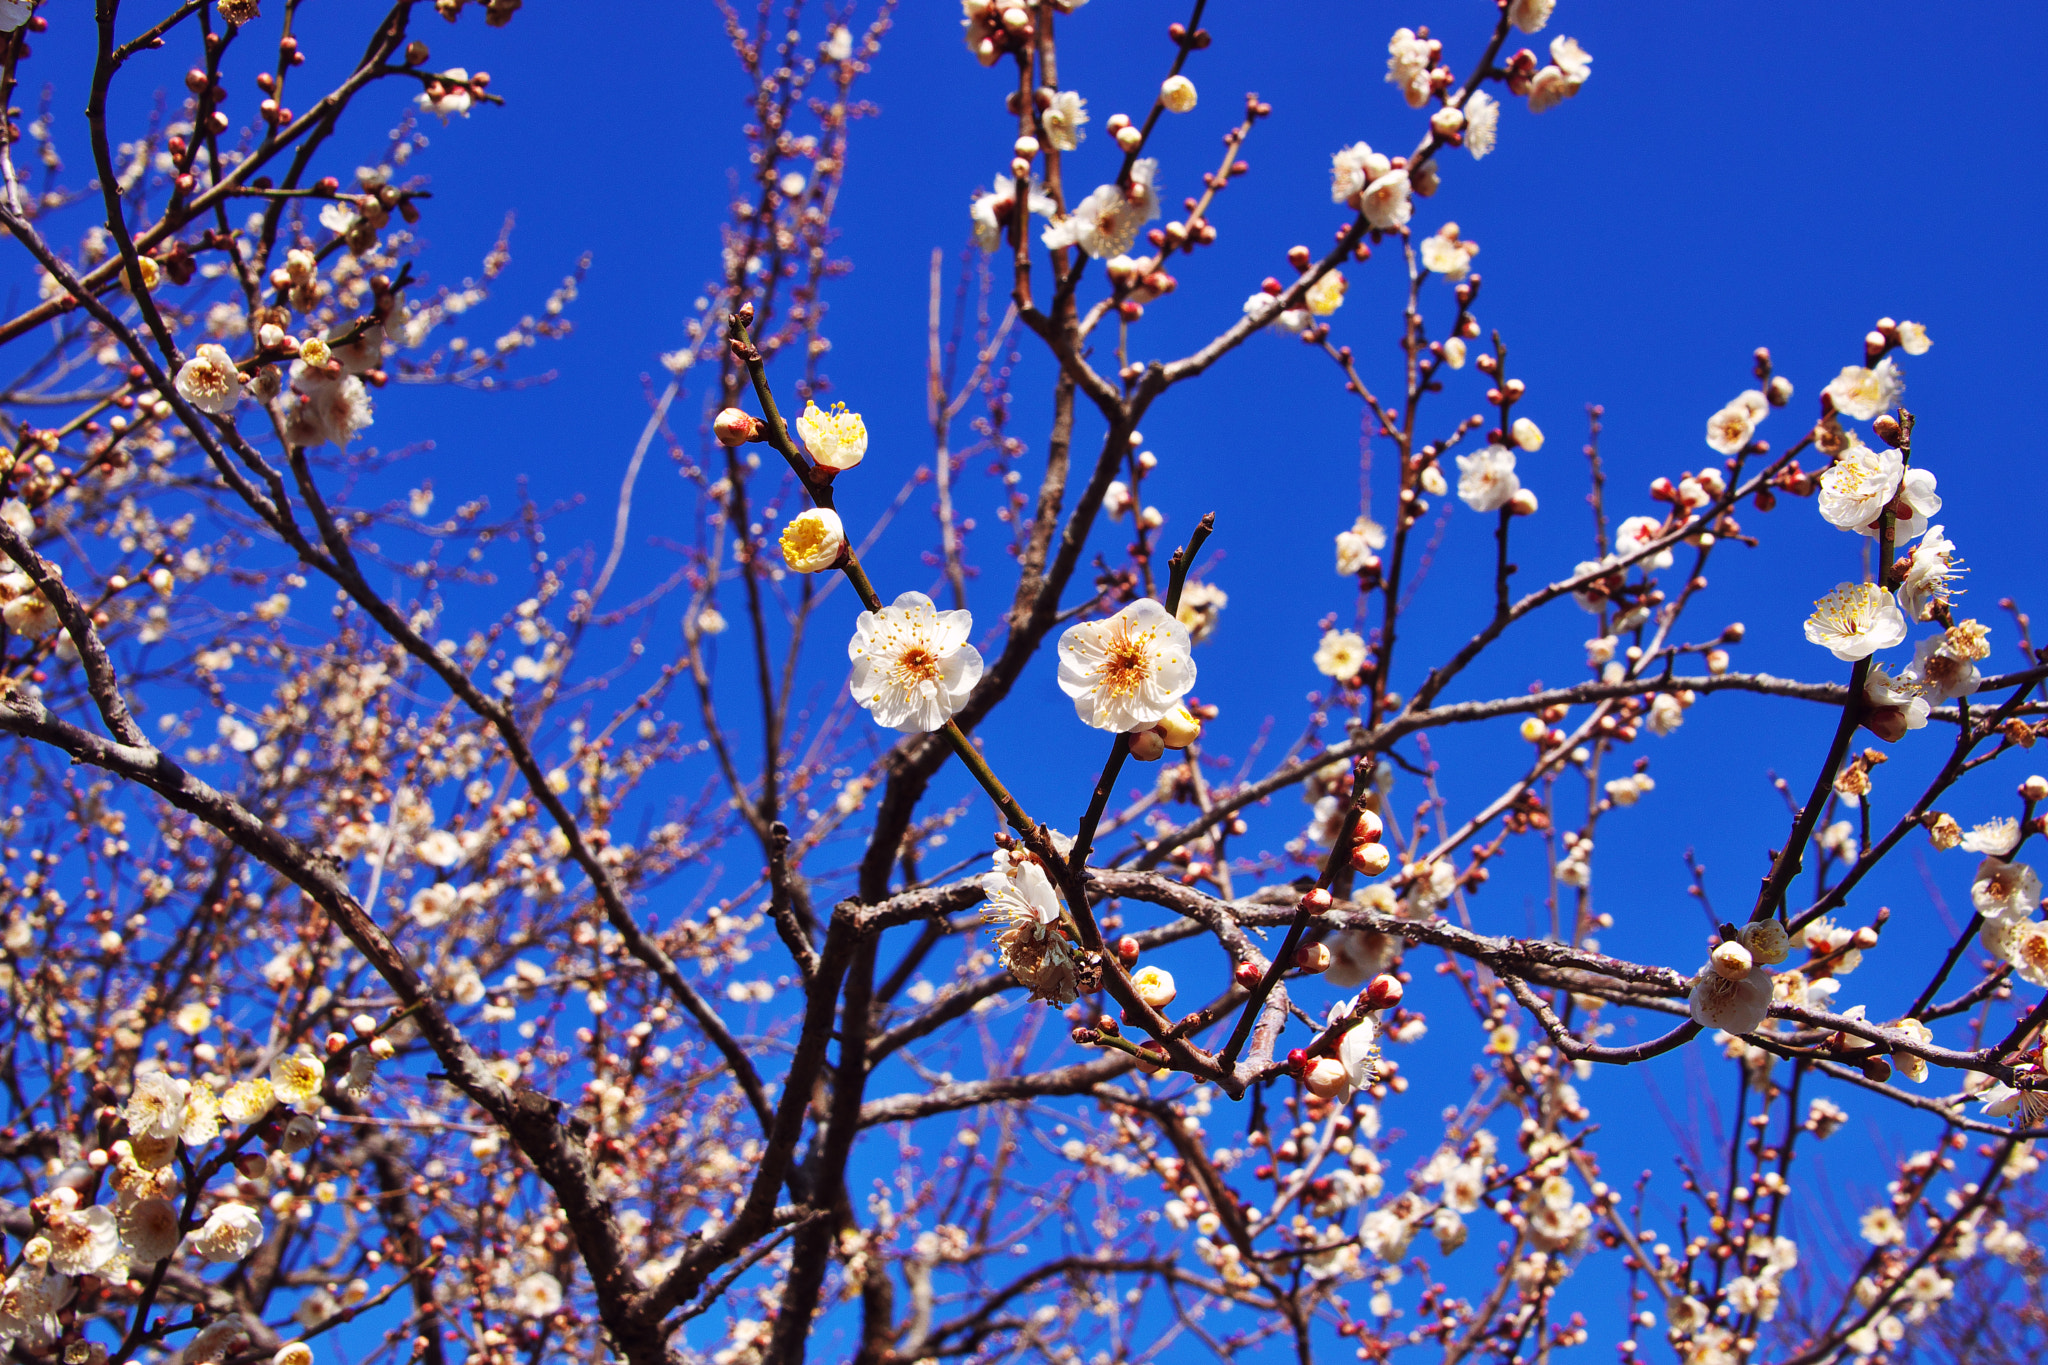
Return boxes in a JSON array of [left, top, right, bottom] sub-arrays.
[[0, 1039, 366, 1355]]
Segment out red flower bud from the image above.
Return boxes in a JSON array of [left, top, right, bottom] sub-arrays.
[[1366, 974, 1404, 1010]]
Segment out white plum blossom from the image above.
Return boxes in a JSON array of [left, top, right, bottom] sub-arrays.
[[1705, 399, 1760, 455], [980, 849, 1084, 1004], [1041, 159, 1159, 259], [1336, 516, 1386, 574], [1527, 38, 1592, 112], [1508, 0, 1554, 32], [285, 367, 374, 449], [1464, 90, 1500, 158], [1803, 582, 1906, 661], [1690, 968, 1771, 1034], [1386, 28, 1433, 109], [1057, 598, 1194, 732], [1314, 629, 1368, 681], [119, 1198, 182, 1263], [1361, 170, 1412, 230], [512, 1272, 564, 1318], [1824, 357, 1904, 422], [1897, 525, 1963, 622], [1816, 441, 1901, 532], [193, 1203, 266, 1262], [1330, 143, 1391, 205], [1042, 90, 1088, 150], [1419, 223, 1479, 278], [1960, 818, 2021, 857], [849, 591, 985, 733], [44, 1204, 119, 1276], [1872, 465, 1940, 543], [1455, 445, 1520, 513], [1614, 515, 1674, 569], [1971, 858, 2040, 922], [970, 171, 1056, 251], [1897, 321, 1932, 354], [175, 344, 241, 414], [1860, 664, 1929, 741], [794, 401, 868, 470], [1907, 621, 1988, 701]]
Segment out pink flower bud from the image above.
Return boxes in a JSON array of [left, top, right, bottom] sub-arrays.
[[1295, 942, 1333, 972], [1302, 887, 1333, 911], [1234, 961, 1264, 989], [1366, 974, 1404, 1010], [714, 408, 761, 447], [1116, 935, 1141, 967]]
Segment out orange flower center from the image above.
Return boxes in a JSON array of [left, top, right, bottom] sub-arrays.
[[893, 645, 942, 687], [1099, 630, 1151, 698]]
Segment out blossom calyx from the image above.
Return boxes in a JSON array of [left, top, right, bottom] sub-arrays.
[[1128, 729, 1166, 761], [713, 408, 763, 447]]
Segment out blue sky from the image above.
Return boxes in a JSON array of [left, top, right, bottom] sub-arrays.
[[28, 0, 2048, 1355]]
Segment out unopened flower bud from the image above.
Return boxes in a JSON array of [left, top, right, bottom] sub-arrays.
[[1160, 75, 1198, 113], [1351, 842, 1391, 876], [1508, 488, 1540, 516], [1871, 413, 1903, 448], [1520, 716, 1546, 742], [1129, 729, 1166, 761], [1116, 125, 1144, 152], [1156, 703, 1203, 749], [1303, 1057, 1350, 1098], [2021, 775, 2048, 802], [1430, 107, 1465, 136], [1366, 973, 1404, 1010], [1013, 135, 1040, 158], [1510, 416, 1543, 451], [1116, 934, 1140, 967], [1132, 965, 1177, 1009], [713, 408, 761, 446], [1296, 942, 1333, 973], [1860, 1056, 1892, 1083], [1710, 940, 1754, 982], [1234, 960, 1264, 989], [1302, 887, 1333, 911], [1138, 1040, 1171, 1076]]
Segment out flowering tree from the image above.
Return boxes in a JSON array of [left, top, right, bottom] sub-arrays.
[[0, 2, 2044, 1365]]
